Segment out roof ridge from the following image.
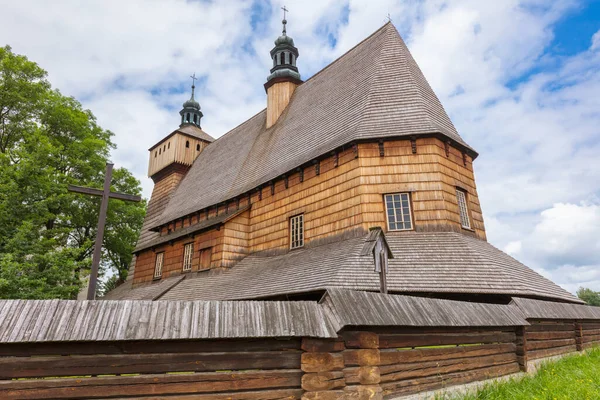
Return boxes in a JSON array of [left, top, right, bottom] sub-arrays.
[[301, 22, 394, 86]]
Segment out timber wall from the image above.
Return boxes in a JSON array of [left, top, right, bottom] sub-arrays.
[[134, 137, 486, 285], [2, 324, 598, 400], [0, 338, 304, 400]]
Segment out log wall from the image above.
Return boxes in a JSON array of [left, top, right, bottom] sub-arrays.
[[1, 324, 598, 400], [0, 339, 304, 400]]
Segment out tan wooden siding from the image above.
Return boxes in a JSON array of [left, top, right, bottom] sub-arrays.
[[148, 134, 209, 178], [358, 138, 486, 240], [135, 137, 486, 284], [266, 81, 299, 128], [248, 147, 362, 252]]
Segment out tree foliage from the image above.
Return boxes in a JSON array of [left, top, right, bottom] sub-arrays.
[[0, 45, 146, 299], [577, 287, 600, 306]]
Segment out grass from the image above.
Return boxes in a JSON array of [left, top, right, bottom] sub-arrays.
[[438, 347, 600, 400]]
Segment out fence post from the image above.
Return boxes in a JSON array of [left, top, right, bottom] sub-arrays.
[[515, 326, 528, 372], [341, 331, 383, 399], [574, 322, 583, 351], [301, 337, 346, 399]]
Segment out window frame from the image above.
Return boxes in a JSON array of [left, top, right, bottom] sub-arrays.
[[456, 188, 472, 229], [289, 214, 305, 250], [384, 192, 414, 232], [153, 252, 164, 279], [182, 242, 194, 272]]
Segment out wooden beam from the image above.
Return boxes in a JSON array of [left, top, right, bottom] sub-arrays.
[[68, 185, 141, 203]]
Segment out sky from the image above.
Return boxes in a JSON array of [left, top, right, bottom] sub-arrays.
[[1, 0, 599, 294]]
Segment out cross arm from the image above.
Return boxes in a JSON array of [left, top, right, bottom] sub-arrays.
[[68, 185, 142, 203]]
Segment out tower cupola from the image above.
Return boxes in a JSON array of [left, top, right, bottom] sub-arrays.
[[265, 7, 303, 129], [179, 74, 203, 128]]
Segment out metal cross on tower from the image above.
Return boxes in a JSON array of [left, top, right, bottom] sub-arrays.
[[68, 163, 142, 300], [281, 5, 288, 35], [190, 73, 197, 87]]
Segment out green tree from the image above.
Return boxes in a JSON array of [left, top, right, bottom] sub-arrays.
[[0, 45, 146, 299], [577, 287, 600, 306]]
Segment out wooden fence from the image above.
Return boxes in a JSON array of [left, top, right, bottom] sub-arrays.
[[0, 339, 304, 399], [0, 325, 599, 399]]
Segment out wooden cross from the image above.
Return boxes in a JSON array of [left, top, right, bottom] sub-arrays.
[[68, 163, 142, 300]]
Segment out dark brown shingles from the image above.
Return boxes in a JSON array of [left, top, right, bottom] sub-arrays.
[[155, 232, 579, 304], [152, 23, 474, 229]]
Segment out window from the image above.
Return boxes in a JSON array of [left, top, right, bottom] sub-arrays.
[[153, 252, 164, 279], [196, 144, 200, 151], [384, 193, 412, 231], [199, 247, 212, 270], [290, 214, 304, 249], [456, 189, 471, 229], [154, 151, 157, 158], [182, 243, 193, 272], [186, 140, 190, 148], [167, 142, 170, 149]]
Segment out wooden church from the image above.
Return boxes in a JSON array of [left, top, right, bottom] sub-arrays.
[[3, 19, 600, 400], [106, 21, 579, 305]]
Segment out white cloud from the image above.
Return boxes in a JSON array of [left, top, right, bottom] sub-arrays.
[[592, 29, 600, 51], [1, 0, 599, 293]]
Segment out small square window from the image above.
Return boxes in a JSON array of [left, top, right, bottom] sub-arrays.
[[182, 243, 193, 272], [290, 214, 304, 249], [456, 189, 471, 229], [384, 193, 413, 231], [154, 252, 164, 279]]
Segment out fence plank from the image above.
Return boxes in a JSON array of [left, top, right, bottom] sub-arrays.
[[378, 343, 515, 365], [0, 370, 302, 399], [0, 351, 301, 379], [378, 332, 515, 348]]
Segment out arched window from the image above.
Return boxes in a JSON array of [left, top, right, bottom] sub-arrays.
[[186, 140, 190, 148], [186, 113, 190, 122], [163, 145, 166, 151], [193, 114, 198, 124], [196, 144, 200, 151], [154, 151, 157, 158], [167, 142, 170, 149], [159, 148, 161, 155]]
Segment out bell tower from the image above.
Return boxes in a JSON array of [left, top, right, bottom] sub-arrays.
[[265, 7, 302, 128], [147, 76, 215, 182]]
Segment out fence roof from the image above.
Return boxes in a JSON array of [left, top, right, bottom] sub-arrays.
[[511, 297, 600, 320], [322, 289, 529, 331], [0, 299, 337, 342]]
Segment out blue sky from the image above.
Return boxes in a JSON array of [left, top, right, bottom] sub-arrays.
[[1, 0, 599, 293]]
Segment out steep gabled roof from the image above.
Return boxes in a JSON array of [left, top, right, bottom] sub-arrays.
[[153, 22, 473, 228]]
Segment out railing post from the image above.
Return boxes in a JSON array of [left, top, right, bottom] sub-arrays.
[[341, 331, 383, 399], [575, 322, 583, 351], [301, 338, 346, 399], [515, 326, 528, 372]]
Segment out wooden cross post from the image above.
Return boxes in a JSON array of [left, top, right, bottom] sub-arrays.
[[68, 163, 142, 300]]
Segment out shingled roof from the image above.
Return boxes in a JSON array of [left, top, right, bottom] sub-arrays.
[[120, 232, 580, 304], [152, 22, 474, 229]]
